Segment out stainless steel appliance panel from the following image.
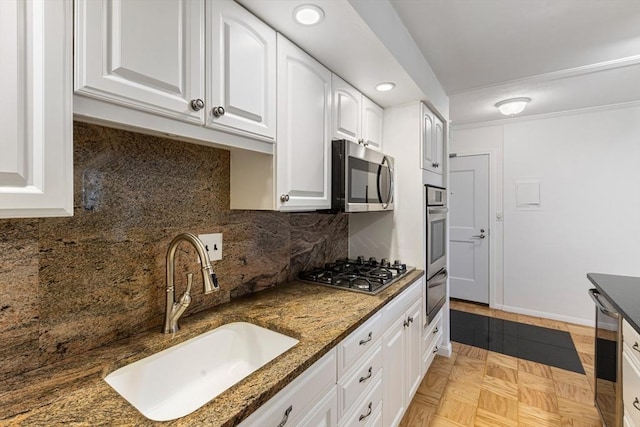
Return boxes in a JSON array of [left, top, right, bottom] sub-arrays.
[[589, 288, 623, 427], [427, 268, 447, 323]]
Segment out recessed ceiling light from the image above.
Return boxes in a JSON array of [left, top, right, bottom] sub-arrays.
[[495, 97, 531, 116], [375, 82, 396, 92], [293, 5, 325, 26]]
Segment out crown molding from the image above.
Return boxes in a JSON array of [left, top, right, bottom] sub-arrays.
[[450, 55, 640, 97], [451, 100, 640, 131]]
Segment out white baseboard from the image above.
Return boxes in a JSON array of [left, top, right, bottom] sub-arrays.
[[436, 343, 452, 357], [500, 304, 593, 327]]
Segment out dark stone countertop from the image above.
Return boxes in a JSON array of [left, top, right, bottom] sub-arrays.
[[0, 270, 425, 426], [587, 272, 640, 334]]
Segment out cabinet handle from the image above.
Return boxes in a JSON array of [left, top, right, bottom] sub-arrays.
[[359, 332, 372, 345], [358, 138, 364, 145], [359, 366, 373, 383], [433, 346, 439, 354], [433, 327, 439, 334], [358, 402, 372, 422], [211, 106, 226, 117], [407, 316, 414, 324], [633, 342, 640, 354], [190, 99, 204, 111], [280, 194, 290, 203], [403, 319, 409, 328], [634, 397, 640, 411], [277, 405, 293, 427]]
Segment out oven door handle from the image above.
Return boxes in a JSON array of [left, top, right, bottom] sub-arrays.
[[428, 207, 448, 214], [428, 269, 448, 287], [588, 289, 619, 317]]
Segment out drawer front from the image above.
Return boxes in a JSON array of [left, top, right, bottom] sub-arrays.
[[623, 351, 640, 427], [383, 280, 422, 330], [423, 330, 443, 374], [338, 312, 382, 376], [338, 346, 383, 417], [423, 310, 443, 347], [339, 375, 383, 427], [238, 349, 337, 427], [623, 319, 640, 367]]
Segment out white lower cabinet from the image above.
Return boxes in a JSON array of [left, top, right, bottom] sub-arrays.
[[622, 320, 640, 427], [382, 278, 424, 427], [239, 278, 430, 427], [238, 349, 337, 427], [422, 308, 444, 376]]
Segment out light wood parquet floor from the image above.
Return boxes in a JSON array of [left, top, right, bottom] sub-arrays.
[[400, 300, 602, 427]]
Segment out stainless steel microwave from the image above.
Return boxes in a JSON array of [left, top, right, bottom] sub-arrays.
[[331, 140, 394, 212]]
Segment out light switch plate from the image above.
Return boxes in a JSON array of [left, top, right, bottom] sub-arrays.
[[198, 233, 222, 261]]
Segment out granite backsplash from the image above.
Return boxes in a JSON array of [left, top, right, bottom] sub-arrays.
[[0, 122, 348, 382]]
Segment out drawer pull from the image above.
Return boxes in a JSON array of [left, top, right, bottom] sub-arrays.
[[359, 366, 373, 383], [633, 342, 640, 354], [277, 405, 292, 427], [358, 402, 372, 422], [433, 327, 439, 334], [433, 346, 439, 354], [634, 397, 640, 411], [359, 332, 373, 345]]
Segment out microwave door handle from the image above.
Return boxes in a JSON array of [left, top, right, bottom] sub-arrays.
[[379, 156, 392, 209], [428, 207, 449, 214]]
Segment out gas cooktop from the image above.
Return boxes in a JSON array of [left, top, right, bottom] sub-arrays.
[[299, 257, 414, 295]]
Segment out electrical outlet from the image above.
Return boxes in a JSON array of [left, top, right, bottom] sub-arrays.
[[198, 233, 222, 261]]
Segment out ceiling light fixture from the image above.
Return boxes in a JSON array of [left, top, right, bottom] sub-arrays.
[[293, 5, 325, 26], [495, 97, 531, 116], [375, 82, 396, 92]]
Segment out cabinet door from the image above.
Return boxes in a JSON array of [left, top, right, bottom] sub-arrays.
[[382, 315, 407, 427], [207, 0, 276, 140], [298, 386, 338, 427], [421, 107, 435, 172], [433, 115, 444, 175], [0, 0, 73, 218], [406, 299, 424, 402], [362, 96, 383, 151], [276, 34, 332, 211], [75, 0, 204, 123], [332, 75, 361, 143]]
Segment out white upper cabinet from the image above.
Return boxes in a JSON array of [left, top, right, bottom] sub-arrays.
[[332, 75, 362, 143], [75, 0, 205, 124], [362, 96, 384, 151], [276, 35, 332, 211], [421, 104, 444, 175], [332, 75, 384, 151], [206, 0, 276, 140], [0, 0, 73, 218]]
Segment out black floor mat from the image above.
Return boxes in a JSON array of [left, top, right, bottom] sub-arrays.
[[450, 309, 585, 374]]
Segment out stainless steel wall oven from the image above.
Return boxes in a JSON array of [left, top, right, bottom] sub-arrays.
[[426, 185, 448, 323]]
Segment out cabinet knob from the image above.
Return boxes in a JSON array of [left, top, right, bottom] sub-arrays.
[[358, 138, 364, 145], [433, 346, 439, 354], [407, 315, 414, 324], [280, 194, 290, 203], [211, 106, 226, 117], [190, 99, 204, 111]]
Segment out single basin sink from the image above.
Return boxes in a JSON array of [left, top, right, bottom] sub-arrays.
[[104, 322, 298, 421]]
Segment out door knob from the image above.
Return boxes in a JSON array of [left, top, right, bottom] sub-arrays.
[[190, 99, 204, 111], [211, 106, 225, 117], [471, 234, 486, 239]]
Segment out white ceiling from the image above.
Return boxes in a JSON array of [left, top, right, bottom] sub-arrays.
[[390, 0, 640, 125], [236, 0, 640, 126]]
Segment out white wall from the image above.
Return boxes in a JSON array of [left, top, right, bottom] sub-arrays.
[[451, 103, 640, 325]]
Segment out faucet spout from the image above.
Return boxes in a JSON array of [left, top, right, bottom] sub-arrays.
[[163, 233, 220, 334]]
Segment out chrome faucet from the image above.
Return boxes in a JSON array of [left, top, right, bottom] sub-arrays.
[[163, 233, 219, 333]]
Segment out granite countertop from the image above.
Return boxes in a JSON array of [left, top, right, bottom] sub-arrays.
[[0, 270, 424, 426], [587, 272, 640, 333]]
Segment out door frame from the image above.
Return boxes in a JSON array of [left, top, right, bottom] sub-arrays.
[[448, 150, 503, 309]]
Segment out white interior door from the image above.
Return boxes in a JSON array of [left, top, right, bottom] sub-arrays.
[[449, 154, 490, 304]]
